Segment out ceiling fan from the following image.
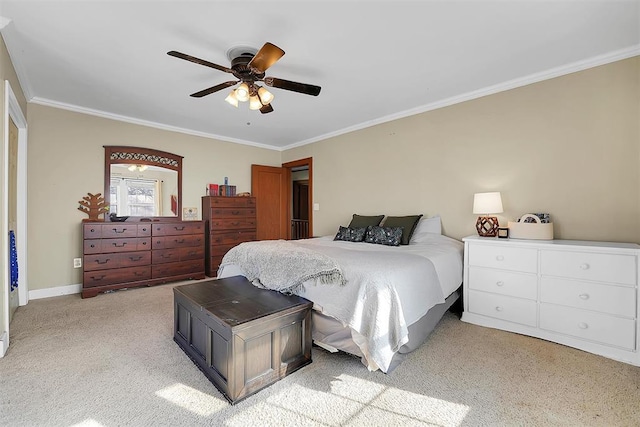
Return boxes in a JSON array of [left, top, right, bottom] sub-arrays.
[[168, 42, 321, 114]]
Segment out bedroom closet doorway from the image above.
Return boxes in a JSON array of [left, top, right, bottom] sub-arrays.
[[251, 157, 312, 241], [1, 81, 28, 358]]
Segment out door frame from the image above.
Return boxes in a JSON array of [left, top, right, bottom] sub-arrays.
[[282, 157, 312, 239], [1, 80, 28, 357]]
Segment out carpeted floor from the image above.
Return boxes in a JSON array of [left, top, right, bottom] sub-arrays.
[[1, 281, 639, 426]]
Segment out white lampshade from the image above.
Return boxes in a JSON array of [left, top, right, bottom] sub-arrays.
[[473, 192, 503, 214], [257, 86, 274, 104], [248, 95, 262, 110], [225, 90, 239, 107], [235, 83, 250, 102]]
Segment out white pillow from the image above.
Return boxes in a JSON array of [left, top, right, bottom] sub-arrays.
[[410, 215, 442, 243]]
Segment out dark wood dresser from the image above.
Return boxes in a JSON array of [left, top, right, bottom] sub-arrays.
[[82, 220, 205, 298], [202, 196, 257, 276]]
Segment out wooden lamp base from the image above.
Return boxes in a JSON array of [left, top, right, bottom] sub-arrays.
[[476, 216, 499, 237]]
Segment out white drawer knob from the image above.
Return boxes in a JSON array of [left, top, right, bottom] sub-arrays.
[[579, 263, 590, 270], [496, 281, 504, 287], [496, 255, 504, 261], [579, 293, 590, 300], [578, 322, 589, 329], [495, 306, 503, 312]]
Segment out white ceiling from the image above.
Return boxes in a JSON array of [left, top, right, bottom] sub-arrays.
[[1, 1, 639, 150]]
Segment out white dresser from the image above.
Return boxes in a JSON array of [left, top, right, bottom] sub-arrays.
[[462, 236, 640, 366]]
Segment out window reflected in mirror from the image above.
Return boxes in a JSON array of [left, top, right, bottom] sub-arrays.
[[104, 146, 183, 220]]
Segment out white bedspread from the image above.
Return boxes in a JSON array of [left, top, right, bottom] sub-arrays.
[[218, 234, 463, 373]]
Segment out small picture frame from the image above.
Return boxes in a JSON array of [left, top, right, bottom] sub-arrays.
[[498, 227, 509, 238], [182, 207, 198, 221]]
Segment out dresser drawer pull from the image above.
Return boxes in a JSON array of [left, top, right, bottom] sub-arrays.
[[496, 255, 504, 261], [578, 293, 590, 300], [174, 226, 186, 231], [578, 322, 589, 329], [174, 239, 185, 244], [113, 228, 127, 233], [129, 256, 143, 262], [162, 254, 174, 259], [90, 275, 106, 281], [496, 281, 504, 287], [231, 210, 240, 215], [134, 271, 145, 276], [95, 259, 110, 265], [113, 242, 127, 247], [231, 222, 240, 226], [579, 263, 590, 270], [495, 306, 503, 312]]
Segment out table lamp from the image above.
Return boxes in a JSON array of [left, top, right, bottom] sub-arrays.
[[473, 192, 503, 237]]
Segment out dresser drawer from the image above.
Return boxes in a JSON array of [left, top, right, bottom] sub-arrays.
[[84, 223, 151, 238], [153, 246, 205, 264], [152, 221, 205, 236], [210, 230, 256, 245], [468, 267, 537, 300], [467, 290, 537, 327], [152, 259, 204, 278], [209, 207, 256, 219], [540, 303, 636, 350], [468, 244, 537, 273], [207, 197, 256, 208], [84, 238, 151, 254], [83, 265, 151, 287], [152, 234, 205, 249], [83, 251, 151, 271], [540, 277, 636, 317], [209, 218, 257, 230], [540, 250, 636, 285]]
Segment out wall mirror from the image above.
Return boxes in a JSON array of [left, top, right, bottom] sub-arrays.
[[104, 146, 182, 220]]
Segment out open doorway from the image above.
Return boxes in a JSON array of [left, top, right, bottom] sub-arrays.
[[251, 157, 312, 241]]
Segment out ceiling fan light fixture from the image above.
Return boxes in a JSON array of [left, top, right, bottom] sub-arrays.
[[225, 90, 239, 107], [257, 86, 274, 105], [249, 95, 262, 110], [128, 164, 148, 172], [235, 83, 250, 102]]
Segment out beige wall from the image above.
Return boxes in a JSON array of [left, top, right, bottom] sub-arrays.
[[10, 45, 640, 293], [284, 57, 640, 243], [27, 104, 280, 290]]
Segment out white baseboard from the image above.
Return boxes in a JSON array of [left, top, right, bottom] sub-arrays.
[[0, 331, 7, 358], [29, 283, 81, 300]]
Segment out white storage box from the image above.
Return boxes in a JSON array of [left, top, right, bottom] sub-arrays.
[[508, 214, 554, 240]]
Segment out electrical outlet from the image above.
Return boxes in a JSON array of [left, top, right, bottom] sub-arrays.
[[73, 258, 82, 268]]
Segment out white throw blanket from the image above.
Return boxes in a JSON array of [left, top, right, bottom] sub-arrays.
[[219, 240, 345, 293]]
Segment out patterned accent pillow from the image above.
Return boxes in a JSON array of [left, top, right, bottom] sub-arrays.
[[364, 226, 403, 246], [334, 226, 367, 242]]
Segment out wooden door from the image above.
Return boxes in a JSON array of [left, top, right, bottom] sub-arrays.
[[251, 165, 289, 240]]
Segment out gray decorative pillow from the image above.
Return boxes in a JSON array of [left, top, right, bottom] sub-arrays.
[[348, 214, 385, 229], [364, 226, 403, 246], [382, 214, 423, 245], [334, 226, 367, 242]]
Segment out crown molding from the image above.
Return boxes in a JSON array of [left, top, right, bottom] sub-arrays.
[[29, 97, 281, 151], [281, 45, 640, 151]]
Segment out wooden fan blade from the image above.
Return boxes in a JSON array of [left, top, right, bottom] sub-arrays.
[[167, 51, 233, 74], [190, 81, 238, 98], [248, 42, 285, 73], [260, 103, 274, 114], [264, 77, 321, 96]]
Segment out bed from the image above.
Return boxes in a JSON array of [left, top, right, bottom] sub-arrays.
[[217, 215, 464, 373]]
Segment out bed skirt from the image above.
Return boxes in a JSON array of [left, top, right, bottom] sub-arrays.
[[312, 287, 461, 373]]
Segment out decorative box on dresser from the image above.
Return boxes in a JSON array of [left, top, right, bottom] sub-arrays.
[[82, 220, 205, 298], [462, 235, 640, 367], [202, 196, 257, 277]]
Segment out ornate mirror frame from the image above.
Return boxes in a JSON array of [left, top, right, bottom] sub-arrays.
[[104, 146, 183, 221]]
